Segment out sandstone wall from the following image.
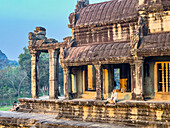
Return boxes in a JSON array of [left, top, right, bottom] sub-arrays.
[[17, 98, 170, 127]]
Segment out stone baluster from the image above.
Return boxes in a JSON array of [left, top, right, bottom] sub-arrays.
[[48, 49, 59, 99], [94, 64, 103, 100], [30, 51, 40, 99]]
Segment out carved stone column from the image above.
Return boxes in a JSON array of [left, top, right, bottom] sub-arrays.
[[63, 67, 71, 100], [94, 64, 103, 100], [130, 64, 136, 99], [131, 58, 144, 100], [30, 51, 40, 99], [48, 49, 59, 99], [135, 59, 144, 100]]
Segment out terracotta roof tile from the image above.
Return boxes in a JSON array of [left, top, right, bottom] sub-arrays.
[[141, 32, 170, 49], [65, 42, 131, 62], [76, 0, 138, 26]]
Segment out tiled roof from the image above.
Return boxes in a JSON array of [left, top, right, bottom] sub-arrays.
[[65, 42, 131, 61], [138, 32, 170, 56], [142, 32, 170, 49], [76, 0, 139, 26]]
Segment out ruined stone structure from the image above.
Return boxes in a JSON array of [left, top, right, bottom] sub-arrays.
[[1, 0, 170, 127], [28, 0, 170, 101]]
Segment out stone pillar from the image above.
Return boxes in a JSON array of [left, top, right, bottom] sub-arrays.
[[131, 58, 144, 100], [130, 64, 136, 99], [94, 64, 103, 100], [30, 51, 39, 99], [63, 67, 71, 100], [48, 49, 59, 99]]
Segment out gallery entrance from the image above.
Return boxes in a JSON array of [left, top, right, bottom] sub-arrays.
[[154, 62, 170, 93], [102, 64, 131, 99]]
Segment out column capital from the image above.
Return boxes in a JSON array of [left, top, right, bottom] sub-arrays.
[[133, 57, 144, 61], [48, 49, 59, 58], [30, 50, 40, 54], [93, 63, 101, 69], [30, 50, 40, 59], [130, 63, 135, 66]]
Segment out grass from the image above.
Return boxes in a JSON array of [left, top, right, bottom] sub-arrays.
[[0, 106, 11, 111]]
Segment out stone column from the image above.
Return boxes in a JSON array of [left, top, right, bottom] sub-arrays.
[[48, 49, 59, 99], [63, 67, 71, 100], [131, 58, 144, 100], [130, 64, 136, 99], [94, 64, 103, 100], [30, 51, 39, 99]]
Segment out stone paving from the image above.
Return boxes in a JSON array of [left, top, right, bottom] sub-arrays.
[[22, 95, 170, 104], [0, 111, 134, 128]]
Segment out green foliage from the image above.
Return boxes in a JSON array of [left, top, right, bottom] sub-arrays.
[[0, 106, 11, 111], [0, 47, 32, 107], [0, 66, 29, 106], [38, 53, 49, 95], [18, 47, 31, 87], [0, 47, 64, 107]]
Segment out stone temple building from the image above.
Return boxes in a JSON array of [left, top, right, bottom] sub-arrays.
[[28, 0, 170, 101], [1, 0, 170, 127]]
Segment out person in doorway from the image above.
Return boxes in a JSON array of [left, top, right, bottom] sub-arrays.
[[105, 89, 118, 105]]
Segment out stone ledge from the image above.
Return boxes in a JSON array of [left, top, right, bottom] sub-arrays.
[[18, 98, 170, 109], [0, 111, 131, 128], [17, 98, 170, 127]]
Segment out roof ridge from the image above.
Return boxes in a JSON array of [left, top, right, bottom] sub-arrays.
[[88, 0, 112, 6]]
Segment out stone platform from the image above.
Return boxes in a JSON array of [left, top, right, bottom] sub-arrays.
[[0, 111, 131, 128], [13, 97, 170, 127]]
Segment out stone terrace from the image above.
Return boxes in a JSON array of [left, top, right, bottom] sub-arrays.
[[6, 98, 169, 128], [0, 111, 133, 128]]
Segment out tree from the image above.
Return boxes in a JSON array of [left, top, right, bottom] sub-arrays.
[[0, 67, 27, 97], [38, 53, 49, 95], [0, 46, 64, 107], [18, 47, 31, 90], [18, 47, 49, 96]]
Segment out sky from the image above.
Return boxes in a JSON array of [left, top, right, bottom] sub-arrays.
[[0, 0, 110, 61]]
